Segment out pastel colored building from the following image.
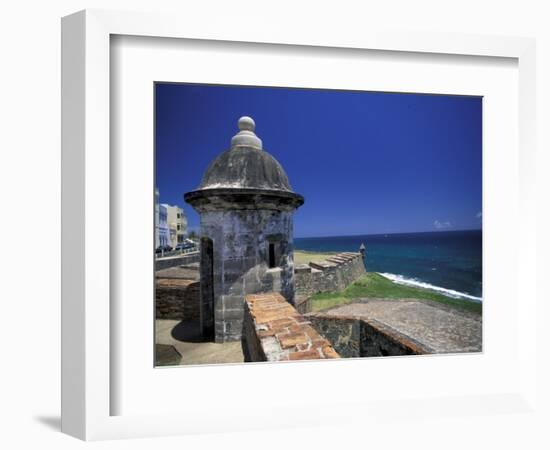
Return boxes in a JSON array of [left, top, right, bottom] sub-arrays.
[[162, 204, 188, 248], [158, 204, 170, 248]]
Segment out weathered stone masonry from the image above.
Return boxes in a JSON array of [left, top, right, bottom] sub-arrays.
[[196, 208, 297, 341], [242, 292, 340, 362], [154, 250, 366, 322], [294, 251, 366, 299], [306, 312, 430, 357], [155, 278, 200, 321], [184, 117, 304, 343]]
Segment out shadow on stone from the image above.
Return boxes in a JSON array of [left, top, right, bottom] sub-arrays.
[[170, 320, 208, 343]]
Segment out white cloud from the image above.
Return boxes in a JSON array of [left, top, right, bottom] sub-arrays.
[[476, 211, 482, 219], [434, 220, 452, 230]]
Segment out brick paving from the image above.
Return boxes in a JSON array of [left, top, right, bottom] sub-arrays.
[[244, 292, 340, 361]]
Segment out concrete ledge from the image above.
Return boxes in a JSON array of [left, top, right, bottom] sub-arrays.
[[242, 292, 340, 362], [155, 251, 200, 270], [309, 260, 337, 270], [294, 263, 312, 274], [326, 256, 348, 264]]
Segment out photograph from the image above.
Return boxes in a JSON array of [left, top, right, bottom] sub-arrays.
[[154, 83, 482, 366]]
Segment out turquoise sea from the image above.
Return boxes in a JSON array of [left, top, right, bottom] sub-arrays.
[[294, 230, 482, 301]]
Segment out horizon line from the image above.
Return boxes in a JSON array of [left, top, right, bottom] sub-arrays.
[[294, 228, 482, 240]]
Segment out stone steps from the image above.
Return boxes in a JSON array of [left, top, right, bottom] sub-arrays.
[[294, 252, 362, 274]]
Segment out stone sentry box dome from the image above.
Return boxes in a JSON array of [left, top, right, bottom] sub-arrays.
[[184, 116, 304, 343]]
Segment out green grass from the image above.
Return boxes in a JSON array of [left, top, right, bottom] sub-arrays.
[[294, 250, 339, 265], [310, 272, 482, 314]]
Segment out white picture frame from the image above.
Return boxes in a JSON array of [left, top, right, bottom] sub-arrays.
[[61, 9, 537, 441]]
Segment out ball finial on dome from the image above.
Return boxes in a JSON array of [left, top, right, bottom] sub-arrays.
[[238, 116, 255, 132], [231, 115, 262, 149]]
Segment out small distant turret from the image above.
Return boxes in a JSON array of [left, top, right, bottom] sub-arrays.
[[359, 243, 366, 270]]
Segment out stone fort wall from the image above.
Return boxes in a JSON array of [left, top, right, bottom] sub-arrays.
[[294, 252, 366, 299], [154, 252, 366, 322], [306, 313, 430, 357], [155, 252, 200, 271], [155, 278, 201, 321], [200, 209, 296, 342]]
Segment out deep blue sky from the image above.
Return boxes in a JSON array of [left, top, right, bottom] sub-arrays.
[[155, 83, 482, 238]]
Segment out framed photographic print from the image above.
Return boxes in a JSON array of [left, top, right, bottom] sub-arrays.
[[61, 9, 537, 441], [153, 84, 482, 366]]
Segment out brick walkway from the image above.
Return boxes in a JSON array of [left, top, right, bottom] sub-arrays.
[[244, 292, 340, 361]]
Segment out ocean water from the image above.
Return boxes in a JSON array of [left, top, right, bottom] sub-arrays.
[[294, 230, 482, 301]]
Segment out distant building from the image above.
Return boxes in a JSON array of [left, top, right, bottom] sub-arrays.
[[162, 204, 188, 248], [156, 187, 188, 250], [155, 188, 160, 248], [158, 204, 170, 248]]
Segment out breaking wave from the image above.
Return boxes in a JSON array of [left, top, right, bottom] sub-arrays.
[[378, 272, 482, 302]]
